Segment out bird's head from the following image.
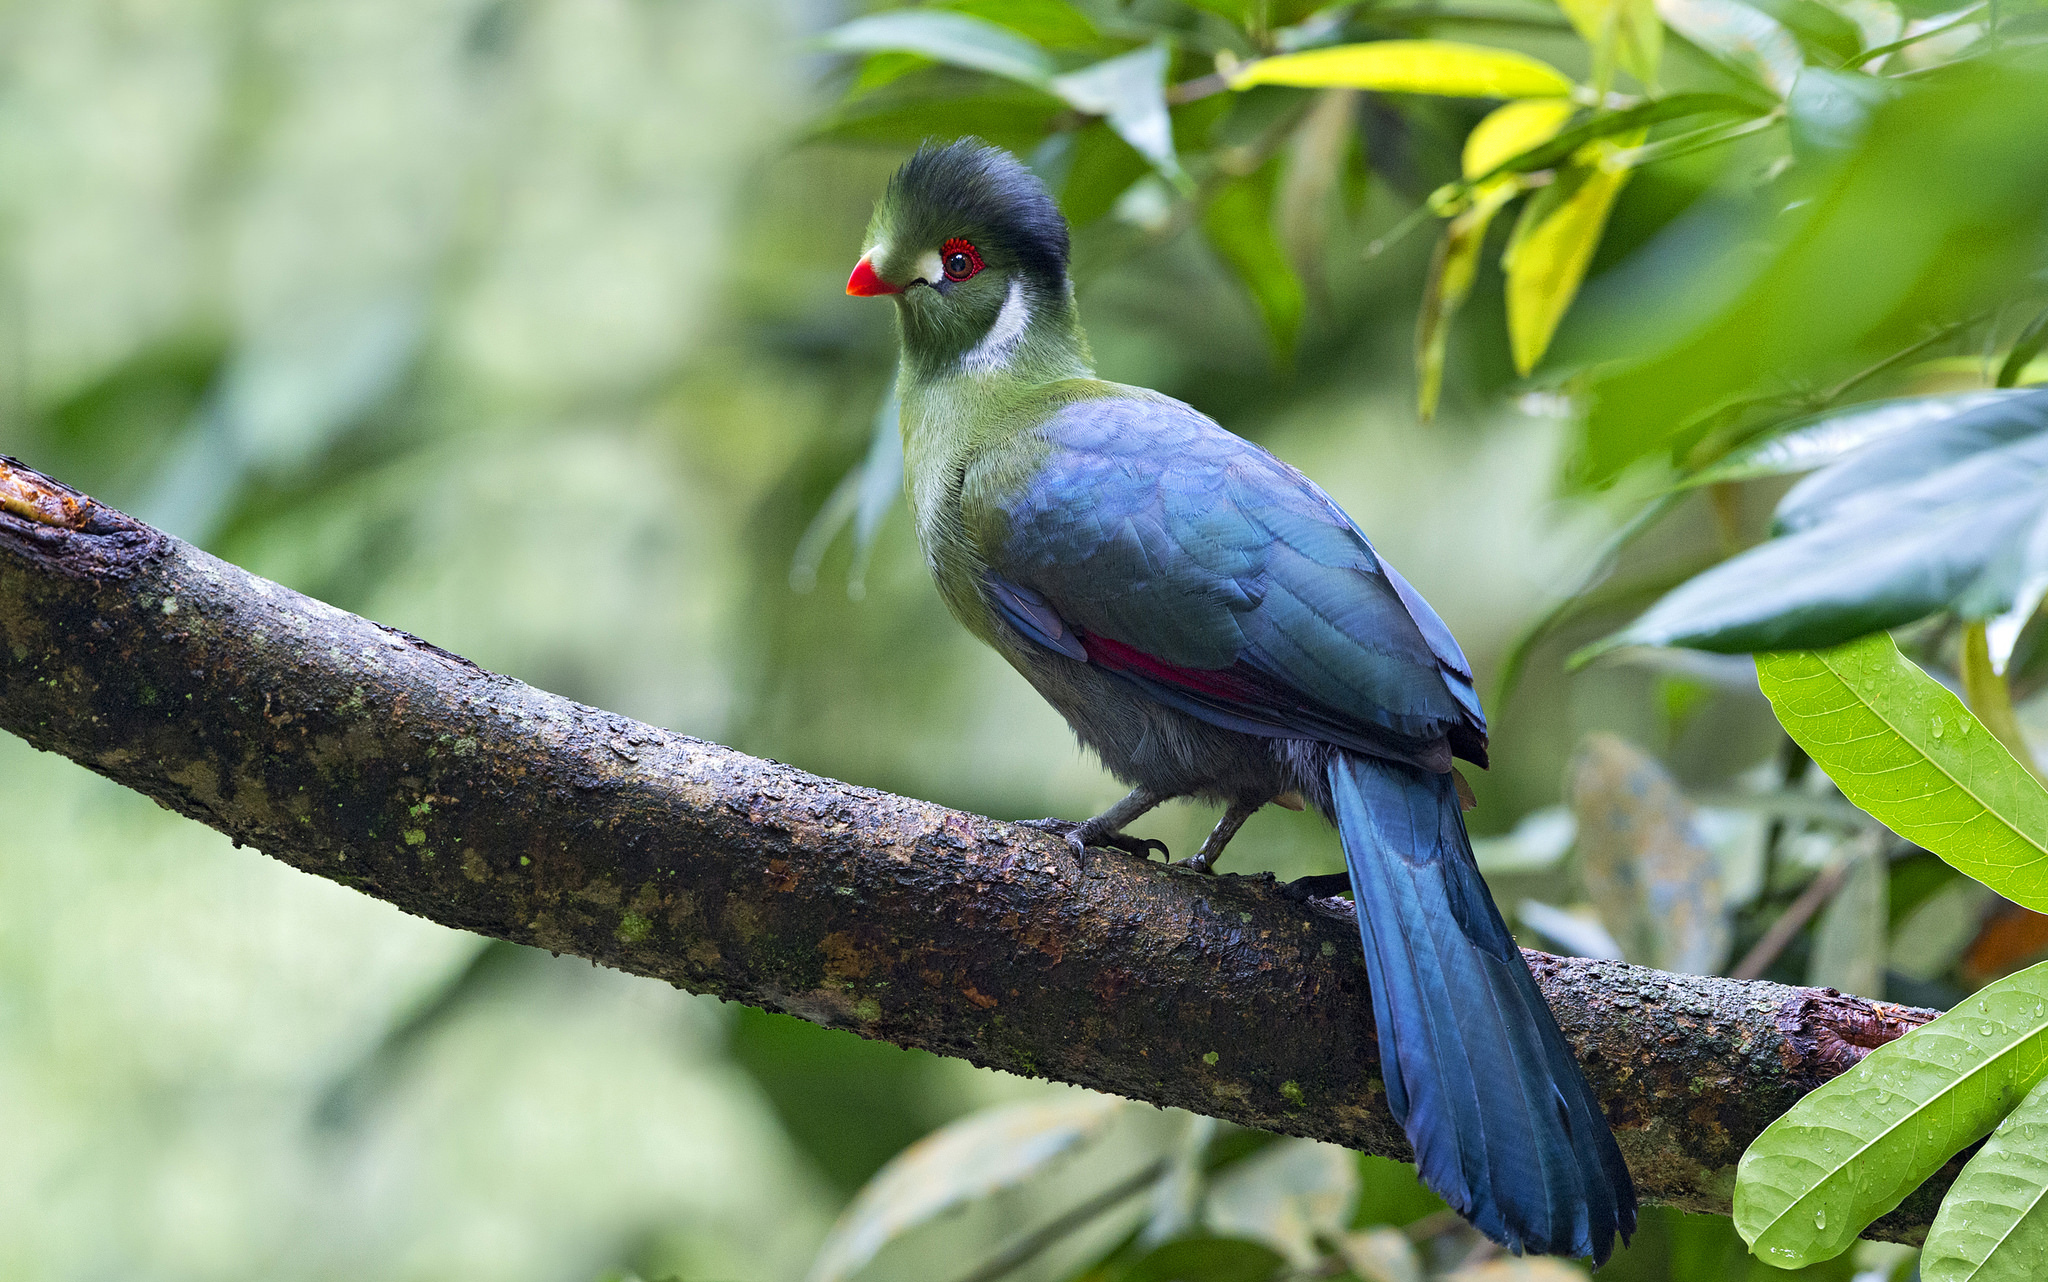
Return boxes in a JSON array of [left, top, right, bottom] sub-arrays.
[[848, 139, 1084, 379]]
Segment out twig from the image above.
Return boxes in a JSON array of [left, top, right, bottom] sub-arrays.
[[1730, 857, 1854, 982], [953, 1159, 1170, 1282]]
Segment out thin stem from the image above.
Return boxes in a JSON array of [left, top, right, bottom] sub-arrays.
[[1844, 3, 1989, 67], [1729, 855, 1854, 982], [1817, 312, 1987, 405], [1961, 620, 2044, 782], [1610, 111, 1783, 169], [952, 1159, 1169, 1282]]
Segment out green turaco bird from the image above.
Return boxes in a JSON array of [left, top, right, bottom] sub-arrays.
[[848, 139, 1636, 1262]]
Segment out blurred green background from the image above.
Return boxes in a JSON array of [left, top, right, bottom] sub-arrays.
[[1, 1, 2042, 1279]]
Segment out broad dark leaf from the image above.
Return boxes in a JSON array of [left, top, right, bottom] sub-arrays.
[[1777, 387, 2048, 532], [1601, 389, 2048, 653]]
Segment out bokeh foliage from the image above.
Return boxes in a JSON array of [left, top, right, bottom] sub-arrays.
[[1, 0, 2046, 1279]]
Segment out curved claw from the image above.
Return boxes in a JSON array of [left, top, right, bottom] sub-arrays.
[[1020, 817, 1167, 861], [1106, 833, 1170, 861]]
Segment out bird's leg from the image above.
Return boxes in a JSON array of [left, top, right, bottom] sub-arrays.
[[1175, 797, 1262, 875], [1023, 785, 1170, 860]]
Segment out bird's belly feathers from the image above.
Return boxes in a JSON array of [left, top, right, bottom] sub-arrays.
[[997, 625, 1291, 805]]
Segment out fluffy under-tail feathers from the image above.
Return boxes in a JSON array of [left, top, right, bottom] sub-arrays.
[[1329, 753, 1636, 1263]]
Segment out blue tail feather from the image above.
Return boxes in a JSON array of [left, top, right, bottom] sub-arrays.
[[1329, 753, 1636, 1263]]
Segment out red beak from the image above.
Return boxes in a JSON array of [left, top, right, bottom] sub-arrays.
[[846, 255, 900, 297]]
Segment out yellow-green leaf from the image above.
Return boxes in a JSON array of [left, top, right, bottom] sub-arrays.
[[1230, 41, 1576, 99], [1756, 632, 2048, 912], [1923, 1069, 2048, 1282], [1416, 178, 1519, 420], [1502, 130, 1643, 375], [1735, 962, 2048, 1267], [1557, 0, 1665, 91], [1463, 98, 1579, 179]]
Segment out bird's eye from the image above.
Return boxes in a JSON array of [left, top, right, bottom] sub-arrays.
[[940, 238, 983, 282]]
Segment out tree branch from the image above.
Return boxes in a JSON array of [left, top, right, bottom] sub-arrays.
[[0, 455, 1949, 1241]]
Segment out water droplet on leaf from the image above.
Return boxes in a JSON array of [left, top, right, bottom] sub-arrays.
[[1815, 1209, 1826, 1230]]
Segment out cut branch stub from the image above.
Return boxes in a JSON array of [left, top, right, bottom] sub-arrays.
[[0, 454, 1944, 1237]]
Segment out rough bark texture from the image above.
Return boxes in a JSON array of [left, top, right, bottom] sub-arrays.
[[0, 456, 1948, 1238]]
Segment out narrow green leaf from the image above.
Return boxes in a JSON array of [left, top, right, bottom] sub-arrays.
[[1754, 633, 2048, 911], [1746, 0, 1864, 65], [806, 1096, 1124, 1282], [1557, 0, 1665, 91], [936, 0, 1099, 48], [1466, 93, 1759, 184], [1655, 0, 1805, 97], [1463, 97, 1579, 180], [1416, 179, 1518, 420], [822, 11, 1055, 89], [1999, 304, 2048, 390], [1923, 1068, 2048, 1282], [1203, 162, 1306, 361], [1278, 88, 1361, 308], [1051, 42, 1184, 183], [1229, 40, 1576, 98], [1734, 961, 2048, 1266], [1503, 131, 1642, 375]]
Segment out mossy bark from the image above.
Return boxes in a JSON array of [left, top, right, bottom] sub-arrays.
[[0, 455, 1947, 1238]]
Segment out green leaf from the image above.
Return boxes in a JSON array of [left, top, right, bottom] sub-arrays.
[[1416, 178, 1518, 420], [1753, 633, 2048, 912], [1229, 40, 1576, 98], [1786, 66, 1899, 154], [1466, 93, 1759, 183], [1734, 961, 2048, 1267], [1922, 1069, 2048, 1282], [934, 0, 1099, 48], [1503, 130, 1642, 375], [1745, 0, 1864, 65], [1680, 391, 2028, 488], [1337, 1227, 1424, 1282], [1999, 304, 2048, 391], [1556, 0, 1665, 91], [1052, 42, 1183, 182], [1203, 1139, 1358, 1267], [1655, 0, 1805, 97], [1599, 391, 2048, 654], [1202, 161, 1306, 361], [822, 11, 1056, 89], [1776, 389, 2048, 534], [806, 1096, 1124, 1282], [1463, 97, 1579, 179], [1119, 1238, 1287, 1282], [1277, 87, 1360, 305]]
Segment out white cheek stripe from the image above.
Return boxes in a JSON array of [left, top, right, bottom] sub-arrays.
[[915, 250, 943, 286], [960, 277, 1030, 374]]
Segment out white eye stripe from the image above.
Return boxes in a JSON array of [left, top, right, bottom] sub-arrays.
[[960, 277, 1030, 374], [915, 250, 943, 286]]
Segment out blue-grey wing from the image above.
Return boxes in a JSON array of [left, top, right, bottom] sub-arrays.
[[979, 393, 1485, 766]]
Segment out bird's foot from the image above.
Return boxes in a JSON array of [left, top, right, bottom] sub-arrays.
[[1171, 850, 1218, 875], [1022, 817, 1169, 862], [1280, 872, 1352, 902]]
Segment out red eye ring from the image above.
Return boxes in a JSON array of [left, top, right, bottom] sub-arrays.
[[940, 238, 984, 282]]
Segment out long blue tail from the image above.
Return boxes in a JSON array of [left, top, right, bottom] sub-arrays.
[[1329, 752, 1635, 1263]]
